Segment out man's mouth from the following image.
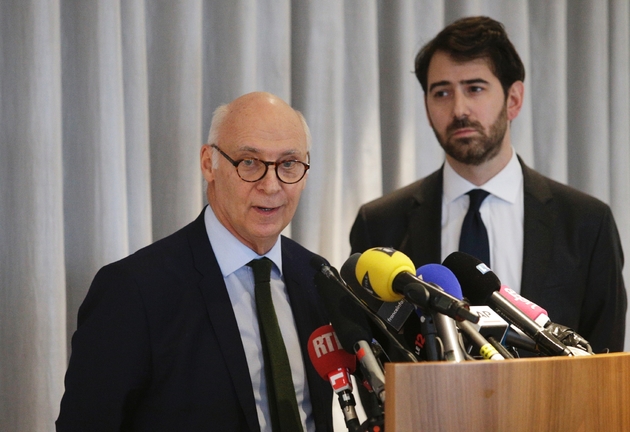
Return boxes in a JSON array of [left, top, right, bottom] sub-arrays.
[[447, 118, 483, 137], [255, 206, 278, 212], [449, 127, 478, 139], [452, 127, 475, 135]]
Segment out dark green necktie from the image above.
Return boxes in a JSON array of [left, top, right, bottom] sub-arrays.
[[247, 258, 304, 432]]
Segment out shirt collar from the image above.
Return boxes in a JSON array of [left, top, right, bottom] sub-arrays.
[[204, 205, 283, 277], [443, 147, 523, 204]]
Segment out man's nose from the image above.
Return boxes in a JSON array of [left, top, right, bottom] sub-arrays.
[[257, 166, 282, 193], [452, 90, 470, 119]]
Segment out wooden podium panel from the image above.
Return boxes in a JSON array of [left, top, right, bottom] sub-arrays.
[[385, 352, 630, 431]]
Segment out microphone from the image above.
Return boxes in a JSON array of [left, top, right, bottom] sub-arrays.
[[417, 264, 508, 360], [311, 255, 417, 363], [311, 256, 390, 405], [469, 293, 538, 356], [456, 320, 507, 360], [307, 325, 361, 432], [499, 285, 548, 326], [416, 264, 468, 362], [468, 306, 510, 345], [352, 247, 478, 323], [341, 253, 417, 333], [499, 285, 592, 354], [342, 255, 441, 361], [416, 263, 464, 299], [504, 325, 539, 354], [442, 251, 573, 357]]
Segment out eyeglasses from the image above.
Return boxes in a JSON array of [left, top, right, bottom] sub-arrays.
[[210, 144, 310, 184]]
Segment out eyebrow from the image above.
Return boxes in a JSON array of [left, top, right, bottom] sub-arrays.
[[429, 78, 490, 92]]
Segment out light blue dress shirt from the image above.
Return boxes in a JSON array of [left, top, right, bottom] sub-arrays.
[[204, 205, 314, 432]]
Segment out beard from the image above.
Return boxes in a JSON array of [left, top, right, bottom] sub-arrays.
[[433, 102, 508, 166]]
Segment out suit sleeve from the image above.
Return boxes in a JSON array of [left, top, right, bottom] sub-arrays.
[[56, 264, 152, 431], [579, 207, 627, 353]]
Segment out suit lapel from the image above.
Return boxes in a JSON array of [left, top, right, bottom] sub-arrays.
[[400, 159, 556, 299], [186, 210, 260, 432], [520, 159, 555, 299], [402, 168, 444, 266], [281, 239, 331, 431]]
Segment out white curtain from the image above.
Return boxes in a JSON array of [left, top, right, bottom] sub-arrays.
[[1, 1, 629, 430]]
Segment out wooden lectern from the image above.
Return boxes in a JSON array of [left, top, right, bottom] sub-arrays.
[[385, 352, 630, 431]]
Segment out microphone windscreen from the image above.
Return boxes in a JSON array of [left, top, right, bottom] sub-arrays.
[[416, 263, 463, 300], [340, 253, 384, 313], [442, 251, 501, 305], [308, 325, 356, 380], [355, 247, 416, 302], [340, 253, 361, 287], [313, 271, 372, 352]]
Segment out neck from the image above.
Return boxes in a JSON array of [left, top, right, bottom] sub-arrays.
[[206, 197, 276, 256]]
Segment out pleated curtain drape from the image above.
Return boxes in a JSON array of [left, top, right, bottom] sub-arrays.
[[1, 1, 629, 430]]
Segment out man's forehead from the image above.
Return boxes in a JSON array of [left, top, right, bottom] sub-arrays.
[[229, 143, 305, 156], [219, 112, 303, 141], [218, 126, 307, 156], [427, 52, 496, 84]]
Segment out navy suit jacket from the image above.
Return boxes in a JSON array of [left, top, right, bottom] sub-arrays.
[[350, 157, 627, 353], [57, 209, 333, 431]]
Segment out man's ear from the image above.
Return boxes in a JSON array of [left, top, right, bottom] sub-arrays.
[[506, 81, 524, 121], [200, 144, 215, 183]]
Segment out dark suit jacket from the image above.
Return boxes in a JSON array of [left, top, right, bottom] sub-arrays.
[[350, 157, 627, 353], [57, 209, 333, 431]]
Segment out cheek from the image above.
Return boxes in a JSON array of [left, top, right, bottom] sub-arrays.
[[215, 177, 250, 208], [289, 182, 306, 201], [427, 106, 448, 129]]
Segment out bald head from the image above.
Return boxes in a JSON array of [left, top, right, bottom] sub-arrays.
[[200, 91, 311, 254], [207, 92, 311, 156]]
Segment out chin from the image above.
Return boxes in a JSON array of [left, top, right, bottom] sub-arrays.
[[252, 224, 285, 241]]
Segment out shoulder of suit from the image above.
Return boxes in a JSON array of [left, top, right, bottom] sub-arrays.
[[281, 235, 316, 261], [521, 161, 613, 215], [358, 168, 442, 213], [97, 214, 203, 280], [279, 236, 320, 290]]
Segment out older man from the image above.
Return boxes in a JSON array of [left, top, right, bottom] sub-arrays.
[[57, 92, 333, 431]]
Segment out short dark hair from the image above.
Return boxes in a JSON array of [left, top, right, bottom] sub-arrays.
[[414, 16, 525, 97]]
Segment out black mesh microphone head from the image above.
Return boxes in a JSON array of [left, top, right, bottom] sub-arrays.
[[442, 251, 501, 305], [340, 253, 383, 313], [339, 253, 361, 285]]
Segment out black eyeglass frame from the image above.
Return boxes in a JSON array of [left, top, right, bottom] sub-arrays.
[[210, 144, 310, 184]]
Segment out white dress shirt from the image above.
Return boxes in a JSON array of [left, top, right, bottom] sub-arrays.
[[204, 206, 314, 432], [441, 148, 524, 293]]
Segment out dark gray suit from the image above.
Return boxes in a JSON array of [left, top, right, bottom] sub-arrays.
[[350, 157, 627, 353], [57, 208, 333, 431]]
